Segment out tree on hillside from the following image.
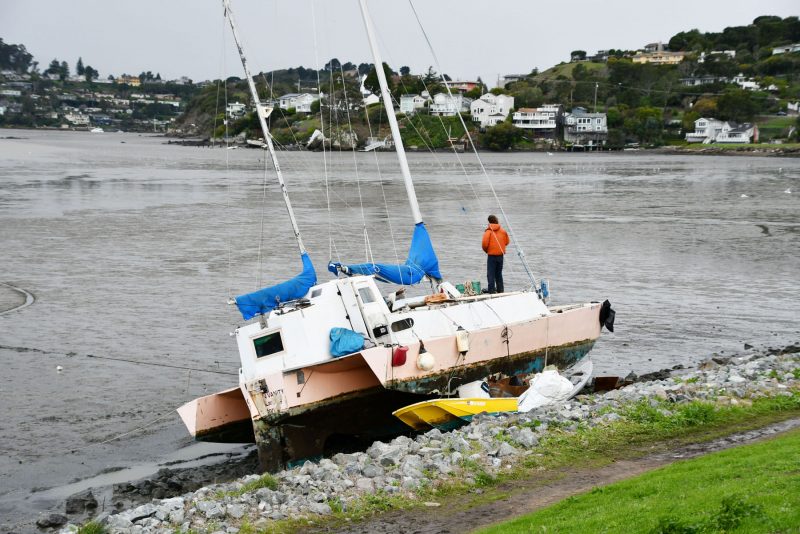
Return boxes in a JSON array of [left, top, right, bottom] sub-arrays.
[[716, 89, 760, 122], [45, 59, 60, 76], [59, 61, 69, 79], [76, 57, 85, 76], [571, 50, 587, 61], [399, 66, 410, 76], [324, 58, 341, 71], [0, 39, 33, 72], [84, 65, 98, 81], [357, 63, 372, 76], [364, 62, 394, 95]]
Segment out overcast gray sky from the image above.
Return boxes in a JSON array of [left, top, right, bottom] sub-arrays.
[[1, 1, 797, 86]]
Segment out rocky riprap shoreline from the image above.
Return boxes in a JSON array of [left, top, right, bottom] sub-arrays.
[[50, 344, 799, 534]]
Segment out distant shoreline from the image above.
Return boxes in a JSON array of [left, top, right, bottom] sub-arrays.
[[3, 127, 799, 157]]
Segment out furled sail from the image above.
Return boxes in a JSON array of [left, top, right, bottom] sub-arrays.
[[328, 222, 442, 285], [235, 253, 317, 320]]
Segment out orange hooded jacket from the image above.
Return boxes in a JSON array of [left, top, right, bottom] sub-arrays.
[[482, 223, 510, 256]]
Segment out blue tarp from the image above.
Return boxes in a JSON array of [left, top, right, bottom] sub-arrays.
[[329, 327, 365, 357], [327, 222, 442, 285], [235, 253, 317, 320]]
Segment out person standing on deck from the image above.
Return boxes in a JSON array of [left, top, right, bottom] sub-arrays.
[[482, 214, 510, 293]]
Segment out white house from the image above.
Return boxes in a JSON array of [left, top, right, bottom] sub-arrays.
[[429, 93, 472, 116], [399, 94, 428, 115], [226, 102, 246, 118], [278, 93, 319, 113], [563, 107, 608, 145], [716, 123, 756, 144], [732, 74, 761, 91], [772, 43, 800, 55], [64, 112, 90, 125], [470, 93, 514, 128], [512, 104, 563, 137], [686, 118, 755, 144]]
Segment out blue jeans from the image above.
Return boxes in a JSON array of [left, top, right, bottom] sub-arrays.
[[487, 255, 504, 293]]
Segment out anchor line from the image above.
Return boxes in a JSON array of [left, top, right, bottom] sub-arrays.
[[0, 344, 237, 376]]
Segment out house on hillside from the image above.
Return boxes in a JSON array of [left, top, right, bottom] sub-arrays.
[[698, 50, 736, 63], [632, 51, 686, 65], [429, 93, 472, 116], [399, 94, 428, 115], [470, 93, 514, 128], [772, 43, 800, 55], [511, 104, 563, 138], [716, 123, 756, 144], [226, 102, 246, 118], [498, 74, 529, 88], [278, 93, 319, 113], [685, 117, 755, 144], [732, 74, 761, 91], [563, 107, 608, 146], [680, 75, 730, 86], [444, 80, 481, 93]]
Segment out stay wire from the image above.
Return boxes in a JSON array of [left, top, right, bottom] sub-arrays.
[[408, 0, 538, 291], [311, 0, 334, 263]]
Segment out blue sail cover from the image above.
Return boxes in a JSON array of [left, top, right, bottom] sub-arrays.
[[328, 222, 442, 285], [235, 253, 317, 320]]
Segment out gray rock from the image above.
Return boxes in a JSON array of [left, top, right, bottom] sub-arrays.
[[65, 490, 98, 515], [104, 514, 134, 530], [36, 514, 68, 529], [497, 442, 518, 457], [308, 502, 332, 515], [121, 503, 157, 523], [196, 500, 225, 519], [362, 463, 384, 478], [355, 478, 374, 491], [169, 508, 185, 523], [515, 427, 539, 448], [227, 503, 246, 519]]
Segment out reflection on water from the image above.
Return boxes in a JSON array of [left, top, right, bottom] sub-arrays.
[[0, 130, 798, 526]]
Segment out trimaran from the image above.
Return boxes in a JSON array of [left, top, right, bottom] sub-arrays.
[[178, 0, 614, 471]]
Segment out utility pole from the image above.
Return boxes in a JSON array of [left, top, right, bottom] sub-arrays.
[[594, 82, 599, 112]]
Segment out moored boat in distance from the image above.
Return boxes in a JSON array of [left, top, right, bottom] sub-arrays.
[[178, 0, 614, 471]]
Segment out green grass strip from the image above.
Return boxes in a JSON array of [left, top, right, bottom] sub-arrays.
[[478, 428, 800, 534]]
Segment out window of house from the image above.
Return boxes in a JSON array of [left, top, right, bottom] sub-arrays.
[[253, 331, 284, 358]]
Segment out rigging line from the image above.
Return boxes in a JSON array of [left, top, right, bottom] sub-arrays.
[[84, 353, 239, 375], [338, 63, 373, 265], [311, 0, 334, 262], [409, 0, 538, 291], [213, 18, 230, 295], [410, 75, 488, 221], [363, 92, 404, 285]]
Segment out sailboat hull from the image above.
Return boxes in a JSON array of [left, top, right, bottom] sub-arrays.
[[251, 336, 595, 471]]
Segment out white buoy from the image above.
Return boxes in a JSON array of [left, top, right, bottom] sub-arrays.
[[416, 343, 435, 371], [740, 194, 749, 198], [56, 365, 63, 373]]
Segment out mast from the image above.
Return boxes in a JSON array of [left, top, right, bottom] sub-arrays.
[[358, 0, 423, 225], [222, 0, 307, 254]]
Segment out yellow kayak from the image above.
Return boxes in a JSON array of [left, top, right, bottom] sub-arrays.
[[393, 397, 519, 432]]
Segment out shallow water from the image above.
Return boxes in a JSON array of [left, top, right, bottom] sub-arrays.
[[0, 130, 798, 527]]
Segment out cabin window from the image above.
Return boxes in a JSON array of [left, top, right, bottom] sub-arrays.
[[358, 287, 376, 304], [391, 318, 414, 332], [311, 288, 323, 298], [253, 331, 284, 358]]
